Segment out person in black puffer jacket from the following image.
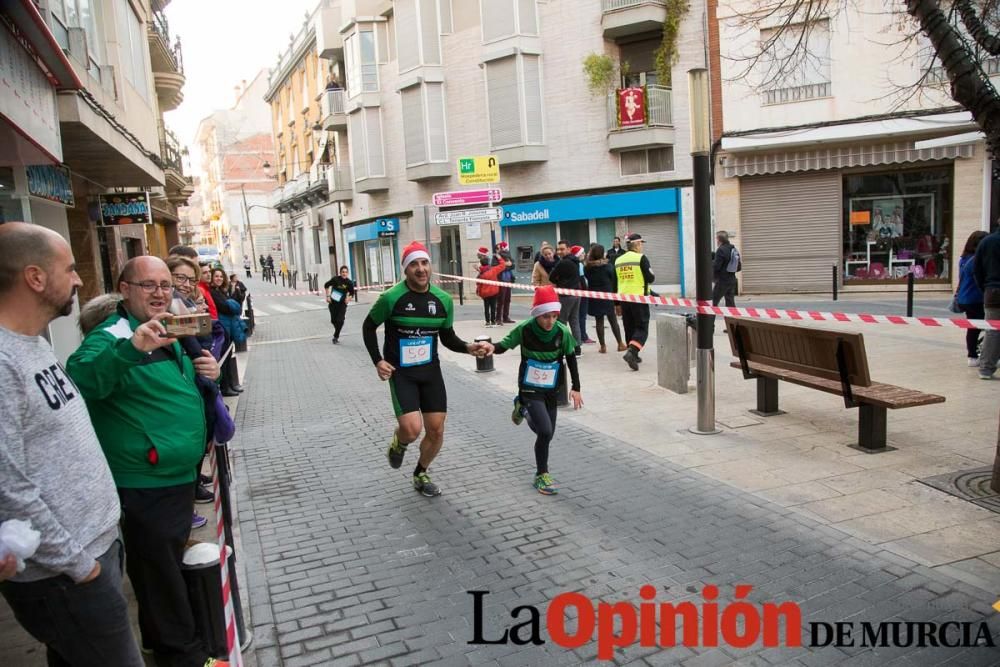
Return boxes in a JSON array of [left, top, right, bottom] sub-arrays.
[[584, 244, 625, 353]]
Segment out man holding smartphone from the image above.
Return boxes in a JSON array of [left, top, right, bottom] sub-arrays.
[[67, 256, 227, 667]]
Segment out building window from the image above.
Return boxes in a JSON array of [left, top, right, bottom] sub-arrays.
[[345, 28, 379, 97], [401, 82, 447, 167], [842, 167, 953, 284], [620, 148, 674, 176], [395, 0, 441, 72], [485, 54, 544, 150], [51, 0, 102, 79], [312, 227, 322, 264], [759, 19, 831, 106], [348, 108, 386, 179], [481, 0, 538, 43], [117, 0, 148, 100]]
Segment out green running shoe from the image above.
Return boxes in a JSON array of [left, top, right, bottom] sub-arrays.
[[533, 473, 558, 495], [387, 433, 407, 469], [511, 396, 525, 426], [413, 471, 441, 497]]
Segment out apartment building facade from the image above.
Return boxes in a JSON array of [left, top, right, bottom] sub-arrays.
[[714, 0, 998, 294], [193, 70, 281, 270], [1, 0, 190, 360], [265, 0, 707, 294]]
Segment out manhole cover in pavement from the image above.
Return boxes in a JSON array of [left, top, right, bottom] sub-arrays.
[[918, 466, 1000, 514], [718, 415, 763, 429]]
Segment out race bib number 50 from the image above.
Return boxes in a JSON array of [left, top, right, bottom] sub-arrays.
[[400, 337, 433, 367]]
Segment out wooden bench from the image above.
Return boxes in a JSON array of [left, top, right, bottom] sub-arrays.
[[725, 316, 945, 452]]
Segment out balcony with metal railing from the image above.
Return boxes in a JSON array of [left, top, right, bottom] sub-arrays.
[[606, 85, 675, 151], [149, 10, 185, 110], [160, 128, 193, 205], [321, 89, 347, 130], [601, 0, 668, 40]]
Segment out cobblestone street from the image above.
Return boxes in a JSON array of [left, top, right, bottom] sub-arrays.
[[232, 301, 1000, 667]]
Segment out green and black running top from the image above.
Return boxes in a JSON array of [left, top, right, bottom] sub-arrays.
[[494, 318, 581, 392], [362, 281, 469, 368]]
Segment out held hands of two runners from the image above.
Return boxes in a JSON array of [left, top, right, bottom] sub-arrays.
[[570, 390, 584, 410], [467, 341, 494, 358]]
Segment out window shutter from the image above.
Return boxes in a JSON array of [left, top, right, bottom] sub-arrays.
[[620, 150, 645, 176], [419, 0, 441, 64], [349, 112, 367, 179], [401, 87, 427, 166], [522, 55, 543, 144], [395, 0, 419, 71], [481, 0, 515, 42], [426, 82, 447, 161], [487, 57, 521, 148], [518, 0, 538, 35], [365, 108, 386, 176]]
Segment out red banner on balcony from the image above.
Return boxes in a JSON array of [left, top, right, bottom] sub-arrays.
[[618, 87, 646, 127]]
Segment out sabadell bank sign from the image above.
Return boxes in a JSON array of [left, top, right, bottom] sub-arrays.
[[499, 188, 680, 227], [507, 209, 551, 223]]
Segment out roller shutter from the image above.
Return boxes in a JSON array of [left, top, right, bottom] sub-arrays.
[[627, 214, 681, 286], [739, 172, 840, 292]]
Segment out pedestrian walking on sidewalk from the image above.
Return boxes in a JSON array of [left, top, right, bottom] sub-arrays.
[[0, 223, 144, 667], [974, 224, 1000, 379], [549, 240, 584, 355], [712, 231, 741, 307], [613, 233, 655, 370], [957, 231, 988, 367], [242, 255, 252, 278], [325, 265, 357, 344], [67, 256, 228, 667], [362, 242, 494, 496], [494, 286, 582, 495], [266, 254, 275, 283], [584, 244, 626, 353]]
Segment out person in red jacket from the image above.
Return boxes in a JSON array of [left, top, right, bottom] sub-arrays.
[[196, 260, 218, 319], [476, 247, 504, 327]]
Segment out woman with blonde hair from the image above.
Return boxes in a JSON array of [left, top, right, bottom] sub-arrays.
[[532, 242, 556, 287]]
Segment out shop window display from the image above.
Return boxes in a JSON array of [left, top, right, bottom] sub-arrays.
[[842, 167, 952, 283]]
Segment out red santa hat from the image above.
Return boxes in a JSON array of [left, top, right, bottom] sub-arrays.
[[401, 241, 430, 269], [497, 241, 509, 250], [530, 285, 561, 318], [570, 245, 584, 257], [477, 246, 490, 256]]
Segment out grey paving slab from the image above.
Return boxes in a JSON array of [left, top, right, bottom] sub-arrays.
[[229, 307, 1000, 666]]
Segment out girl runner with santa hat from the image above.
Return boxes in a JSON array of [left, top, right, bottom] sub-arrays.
[[493, 285, 583, 495]]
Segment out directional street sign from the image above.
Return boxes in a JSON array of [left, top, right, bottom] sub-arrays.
[[435, 207, 503, 226], [432, 188, 502, 208], [457, 155, 500, 185]]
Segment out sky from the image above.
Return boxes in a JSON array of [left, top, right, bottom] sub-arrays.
[[163, 0, 319, 148]]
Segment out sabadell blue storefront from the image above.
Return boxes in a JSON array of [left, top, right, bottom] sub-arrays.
[[500, 187, 686, 293]]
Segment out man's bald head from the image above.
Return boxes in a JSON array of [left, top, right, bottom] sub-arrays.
[[119, 256, 172, 322], [0, 222, 65, 294]]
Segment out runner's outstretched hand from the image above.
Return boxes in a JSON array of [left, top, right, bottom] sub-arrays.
[[570, 390, 584, 410]]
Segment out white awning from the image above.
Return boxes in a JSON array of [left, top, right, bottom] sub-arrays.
[[721, 141, 975, 178]]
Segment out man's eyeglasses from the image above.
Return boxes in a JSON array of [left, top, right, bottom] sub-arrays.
[[171, 274, 194, 285], [126, 281, 173, 293]]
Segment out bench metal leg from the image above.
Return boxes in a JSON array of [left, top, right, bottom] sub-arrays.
[[750, 377, 785, 417], [852, 404, 896, 453]]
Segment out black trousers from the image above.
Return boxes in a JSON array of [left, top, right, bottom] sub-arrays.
[[498, 286, 512, 321], [621, 303, 650, 348], [712, 276, 737, 307], [482, 296, 498, 324], [118, 484, 208, 667], [960, 302, 985, 357], [329, 301, 347, 338]]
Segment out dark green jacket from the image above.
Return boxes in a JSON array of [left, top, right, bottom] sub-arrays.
[[66, 308, 206, 488]]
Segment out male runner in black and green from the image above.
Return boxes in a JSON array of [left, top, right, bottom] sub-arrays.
[[362, 242, 493, 496]]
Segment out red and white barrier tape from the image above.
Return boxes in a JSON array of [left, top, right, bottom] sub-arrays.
[[255, 290, 324, 297], [435, 272, 1000, 331], [208, 446, 243, 666]]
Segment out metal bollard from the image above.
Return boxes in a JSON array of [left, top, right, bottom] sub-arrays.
[[906, 271, 915, 317], [832, 264, 838, 301], [474, 335, 494, 373]]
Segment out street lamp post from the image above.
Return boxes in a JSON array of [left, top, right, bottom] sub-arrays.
[[688, 68, 721, 435], [240, 184, 257, 268]]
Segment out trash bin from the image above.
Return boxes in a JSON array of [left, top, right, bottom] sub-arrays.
[[181, 543, 231, 659], [474, 336, 494, 373]]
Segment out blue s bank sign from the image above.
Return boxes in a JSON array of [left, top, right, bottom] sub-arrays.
[[345, 217, 399, 243], [500, 188, 680, 227]]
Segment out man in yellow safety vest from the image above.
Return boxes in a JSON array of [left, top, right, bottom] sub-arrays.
[[613, 233, 655, 371]]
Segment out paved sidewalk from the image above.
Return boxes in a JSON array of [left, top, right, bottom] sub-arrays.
[[231, 299, 1000, 665]]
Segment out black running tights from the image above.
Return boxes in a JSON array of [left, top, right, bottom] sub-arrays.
[[523, 396, 557, 475]]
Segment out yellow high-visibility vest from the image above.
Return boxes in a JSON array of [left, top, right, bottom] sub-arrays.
[[615, 251, 647, 296]]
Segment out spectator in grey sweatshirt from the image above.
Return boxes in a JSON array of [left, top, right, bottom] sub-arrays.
[[0, 222, 142, 666]]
